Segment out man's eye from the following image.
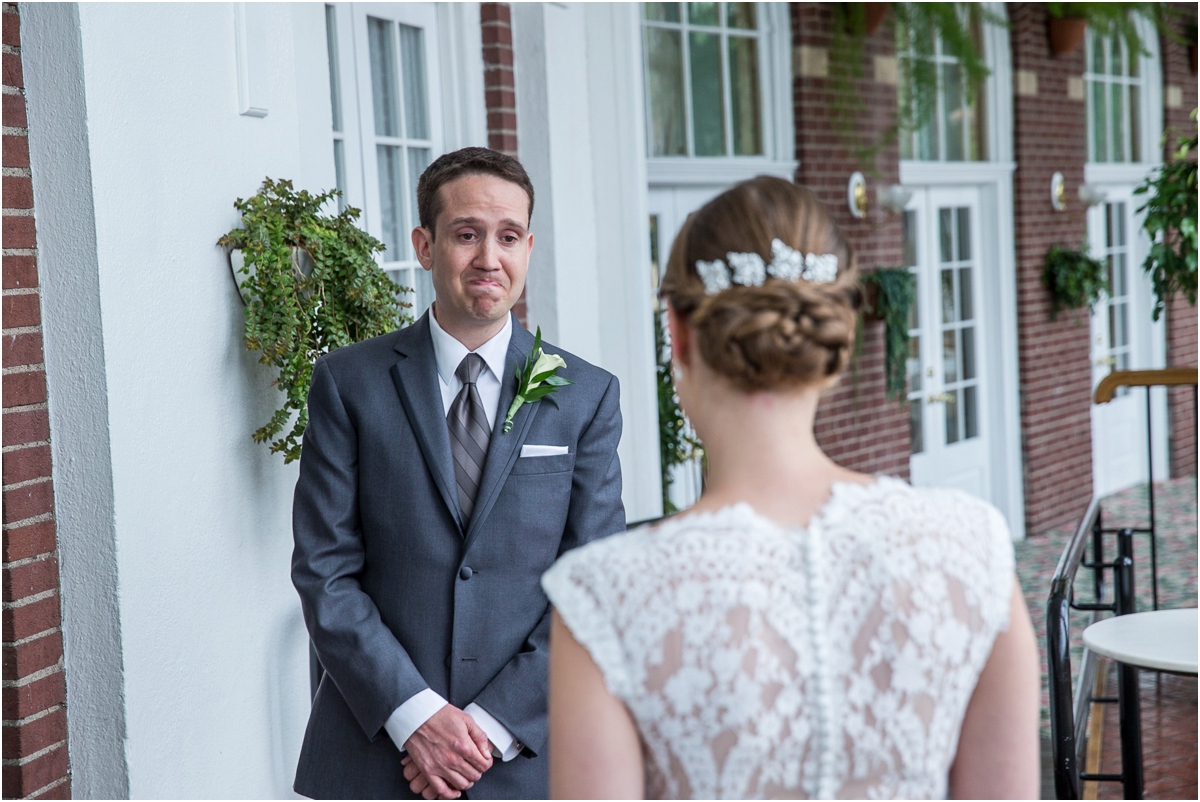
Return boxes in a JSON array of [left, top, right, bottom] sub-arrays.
[[459, 232, 477, 242]]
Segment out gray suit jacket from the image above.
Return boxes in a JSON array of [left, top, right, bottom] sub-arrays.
[[291, 311, 625, 799]]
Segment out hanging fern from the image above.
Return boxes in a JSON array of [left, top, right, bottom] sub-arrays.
[[218, 178, 412, 462], [1042, 244, 1108, 320], [861, 268, 917, 400]]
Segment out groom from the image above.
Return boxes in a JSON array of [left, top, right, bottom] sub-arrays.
[[291, 147, 625, 799]]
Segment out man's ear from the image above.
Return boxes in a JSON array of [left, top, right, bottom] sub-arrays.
[[411, 227, 434, 271]]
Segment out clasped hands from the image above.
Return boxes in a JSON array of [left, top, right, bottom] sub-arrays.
[[403, 704, 494, 800]]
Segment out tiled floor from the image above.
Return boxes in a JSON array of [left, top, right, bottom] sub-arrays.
[[1093, 668, 1198, 800]]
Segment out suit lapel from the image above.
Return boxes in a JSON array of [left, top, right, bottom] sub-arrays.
[[390, 312, 463, 533], [463, 318, 538, 550]]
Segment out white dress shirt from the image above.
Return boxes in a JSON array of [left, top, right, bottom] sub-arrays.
[[383, 308, 523, 762]]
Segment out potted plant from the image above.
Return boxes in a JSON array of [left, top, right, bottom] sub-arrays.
[[1134, 109, 1198, 320], [218, 178, 412, 462], [1042, 244, 1108, 320], [1047, 13, 1087, 56], [860, 267, 917, 399]]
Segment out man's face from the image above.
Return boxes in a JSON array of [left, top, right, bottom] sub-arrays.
[[412, 173, 533, 329]]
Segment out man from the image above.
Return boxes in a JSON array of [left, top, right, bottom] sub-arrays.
[[291, 147, 625, 799]]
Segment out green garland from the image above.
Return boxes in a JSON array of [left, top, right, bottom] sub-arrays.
[[654, 308, 702, 515], [861, 268, 917, 400], [1134, 109, 1198, 320], [1042, 244, 1108, 320], [218, 178, 411, 462]]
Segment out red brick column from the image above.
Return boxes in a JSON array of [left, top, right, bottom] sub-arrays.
[[1161, 4, 1198, 479], [1010, 2, 1093, 535], [791, 4, 911, 478], [2, 3, 72, 799], [479, 2, 525, 326]]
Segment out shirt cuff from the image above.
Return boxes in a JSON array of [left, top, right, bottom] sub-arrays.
[[464, 702, 523, 761], [384, 689, 448, 754]]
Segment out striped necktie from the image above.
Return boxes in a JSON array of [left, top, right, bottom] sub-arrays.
[[447, 353, 491, 527]]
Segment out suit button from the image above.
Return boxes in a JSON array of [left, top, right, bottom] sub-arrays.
[[459, 566, 473, 580]]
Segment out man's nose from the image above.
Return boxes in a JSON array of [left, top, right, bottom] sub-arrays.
[[473, 236, 502, 270]]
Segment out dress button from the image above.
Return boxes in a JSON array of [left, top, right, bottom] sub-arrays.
[[459, 566, 473, 580]]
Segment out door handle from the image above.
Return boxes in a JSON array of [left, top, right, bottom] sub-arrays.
[[1096, 356, 1116, 366], [927, 392, 954, 404]]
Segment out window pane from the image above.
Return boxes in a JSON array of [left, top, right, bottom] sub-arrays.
[[963, 385, 978, 439], [645, 28, 687, 156], [727, 2, 757, 29], [945, 389, 960, 444], [941, 269, 954, 323], [1116, 202, 1127, 246], [399, 24, 430, 140], [942, 64, 965, 161], [961, 326, 976, 380], [939, 208, 953, 263], [956, 207, 970, 261], [728, 36, 762, 155], [1129, 84, 1141, 161], [1110, 83, 1125, 162], [943, 329, 958, 383], [644, 2, 681, 22], [902, 210, 918, 267], [689, 31, 726, 156], [1091, 79, 1107, 162], [325, 5, 343, 132], [907, 336, 922, 392], [688, 2, 718, 26], [368, 18, 399, 137], [910, 397, 924, 454], [1091, 34, 1106, 74], [916, 105, 938, 161], [959, 266, 973, 320], [333, 139, 346, 212], [377, 145, 404, 258], [1110, 37, 1123, 76], [407, 147, 431, 250], [1116, 253, 1127, 296]]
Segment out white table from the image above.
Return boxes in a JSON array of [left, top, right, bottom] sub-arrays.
[[1083, 608, 1198, 674]]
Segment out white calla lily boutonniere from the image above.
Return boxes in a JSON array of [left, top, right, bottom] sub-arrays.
[[503, 327, 573, 434]]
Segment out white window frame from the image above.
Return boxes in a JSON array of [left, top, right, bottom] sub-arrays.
[[896, 10, 988, 162], [1084, 29, 1148, 165], [642, 2, 795, 187]]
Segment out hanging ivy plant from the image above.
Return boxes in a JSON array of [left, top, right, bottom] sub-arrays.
[[861, 267, 917, 399], [218, 178, 411, 462], [827, 2, 998, 173], [1046, 3, 1188, 57], [654, 305, 703, 515], [1134, 109, 1198, 320], [1042, 244, 1109, 320]]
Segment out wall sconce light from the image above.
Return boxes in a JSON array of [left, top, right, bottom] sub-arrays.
[[848, 172, 868, 219], [877, 184, 913, 214], [1078, 183, 1108, 208], [1050, 172, 1067, 212]]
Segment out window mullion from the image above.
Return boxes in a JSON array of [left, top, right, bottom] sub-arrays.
[[721, 28, 734, 156], [681, 16, 695, 157]]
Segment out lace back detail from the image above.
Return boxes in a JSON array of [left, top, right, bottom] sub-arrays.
[[542, 478, 1015, 800]]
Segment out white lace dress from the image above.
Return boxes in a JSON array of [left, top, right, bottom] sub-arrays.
[[541, 477, 1014, 799]]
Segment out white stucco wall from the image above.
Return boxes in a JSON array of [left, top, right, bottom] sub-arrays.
[[65, 2, 333, 796]]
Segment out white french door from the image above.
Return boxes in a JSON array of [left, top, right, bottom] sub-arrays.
[[647, 185, 724, 512], [905, 187, 992, 500], [1087, 192, 1167, 495]]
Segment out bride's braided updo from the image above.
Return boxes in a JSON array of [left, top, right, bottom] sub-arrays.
[[660, 176, 862, 393]]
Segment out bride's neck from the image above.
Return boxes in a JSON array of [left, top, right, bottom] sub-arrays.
[[689, 381, 865, 526]]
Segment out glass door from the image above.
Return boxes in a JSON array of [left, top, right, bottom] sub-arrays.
[[906, 187, 991, 499]]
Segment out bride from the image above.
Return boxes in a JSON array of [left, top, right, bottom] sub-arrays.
[[541, 177, 1039, 799]]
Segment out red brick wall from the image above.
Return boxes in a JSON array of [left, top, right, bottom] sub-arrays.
[[1161, 5, 1198, 479], [1010, 2, 1095, 536], [2, 4, 72, 799], [791, 4, 911, 478], [480, 2, 525, 327]]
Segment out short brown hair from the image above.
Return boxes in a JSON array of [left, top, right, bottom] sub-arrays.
[[660, 176, 862, 393], [416, 147, 534, 236]]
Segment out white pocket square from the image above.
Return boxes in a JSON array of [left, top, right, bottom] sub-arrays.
[[520, 445, 569, 458]]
